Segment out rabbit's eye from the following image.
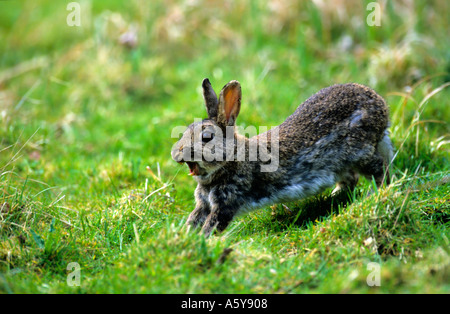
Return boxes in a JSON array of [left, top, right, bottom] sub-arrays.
[[202, 131, 214, 143]]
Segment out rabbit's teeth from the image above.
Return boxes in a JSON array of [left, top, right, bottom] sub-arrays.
[[186, 162, 200, 176]]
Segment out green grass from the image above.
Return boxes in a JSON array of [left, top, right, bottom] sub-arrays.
[[0, 0, 449, 294]]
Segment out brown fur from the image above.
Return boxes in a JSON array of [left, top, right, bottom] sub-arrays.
[[172, 79, 392, 237]]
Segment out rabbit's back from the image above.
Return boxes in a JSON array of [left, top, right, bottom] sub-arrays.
[[277, 83, 389, 158]]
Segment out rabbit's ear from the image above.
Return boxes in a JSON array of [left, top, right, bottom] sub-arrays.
[[217, 80, 241, 126], [202, 78, 218, 120]]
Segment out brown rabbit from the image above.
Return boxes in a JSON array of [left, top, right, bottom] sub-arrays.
[[172, 79, 393, 237]]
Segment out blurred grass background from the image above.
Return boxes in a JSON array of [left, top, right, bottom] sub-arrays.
[[0, 0, 449, 293]]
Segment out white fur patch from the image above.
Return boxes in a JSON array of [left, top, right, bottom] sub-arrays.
[[241, 171, 336, 214], [280, 173, 336, 201]]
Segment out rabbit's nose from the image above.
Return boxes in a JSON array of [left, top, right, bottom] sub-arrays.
[[173, 154, 185, 164], [171, 146, 185, 163]]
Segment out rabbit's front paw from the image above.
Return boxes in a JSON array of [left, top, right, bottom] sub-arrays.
[[201, 209, 235, 238], [186, 205, 210, 230]]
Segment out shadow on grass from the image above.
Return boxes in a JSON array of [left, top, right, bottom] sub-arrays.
[[271, 190, 360, 229]]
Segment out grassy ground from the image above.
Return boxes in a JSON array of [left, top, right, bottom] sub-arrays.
[[0, 0, 449, 293]]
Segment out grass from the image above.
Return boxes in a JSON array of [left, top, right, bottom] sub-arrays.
[[0, 0, 449, 294]]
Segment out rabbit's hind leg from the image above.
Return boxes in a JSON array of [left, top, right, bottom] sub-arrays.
[[356, 152, 389, 188]]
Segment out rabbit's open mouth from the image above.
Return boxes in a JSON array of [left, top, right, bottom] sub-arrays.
[[186, 162, 201, 176]]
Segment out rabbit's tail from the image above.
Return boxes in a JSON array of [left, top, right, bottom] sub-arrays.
[[377, 129, 394, 167], [376, 129, 394, 185]]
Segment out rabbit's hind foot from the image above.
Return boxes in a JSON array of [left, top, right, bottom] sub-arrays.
[[332, 170, 360, 196]]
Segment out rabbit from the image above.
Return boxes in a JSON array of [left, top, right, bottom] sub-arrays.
[[172, 78, 393, 237]]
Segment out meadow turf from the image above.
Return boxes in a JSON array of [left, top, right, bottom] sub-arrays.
[[0, 1, 449, 293]]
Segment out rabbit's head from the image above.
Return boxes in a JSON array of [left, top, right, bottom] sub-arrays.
[[171, 79, 242, 177]]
